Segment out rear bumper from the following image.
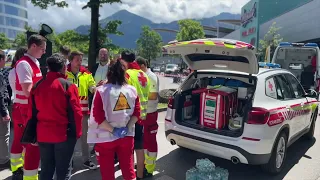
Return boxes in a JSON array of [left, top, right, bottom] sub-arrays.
[[165, 130, 271, 165]]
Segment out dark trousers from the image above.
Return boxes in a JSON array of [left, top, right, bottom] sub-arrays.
[[39, 137, 76, 180]]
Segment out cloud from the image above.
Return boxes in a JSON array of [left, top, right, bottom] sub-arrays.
[[27, 0, 249, 32]]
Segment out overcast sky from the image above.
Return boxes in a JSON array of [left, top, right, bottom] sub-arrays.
[[27, 0, 250, 32]]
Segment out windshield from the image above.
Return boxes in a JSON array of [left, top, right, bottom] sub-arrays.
[[166, 64, 176, 69]]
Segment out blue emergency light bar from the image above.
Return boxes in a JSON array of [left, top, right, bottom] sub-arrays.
[[259, 62, 281, 68], [279, 42, 318, 47], [279, 42, 292, 47], [304, 43, 318, 47]]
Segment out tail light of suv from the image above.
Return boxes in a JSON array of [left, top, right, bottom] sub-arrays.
[[165, 97, 174, 122], [247, 107, 270, 124]]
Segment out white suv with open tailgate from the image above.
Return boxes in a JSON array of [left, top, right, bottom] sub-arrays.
[[163, 38, 319, 174]]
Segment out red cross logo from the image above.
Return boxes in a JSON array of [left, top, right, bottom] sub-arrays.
[[138, 72, 147, 87], [268, 81, 273, 91]]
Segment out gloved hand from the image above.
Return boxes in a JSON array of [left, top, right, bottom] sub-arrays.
[[112, 127, 128, 138]]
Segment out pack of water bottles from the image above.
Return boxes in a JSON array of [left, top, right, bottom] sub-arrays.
[[186, 158, 229, 180]]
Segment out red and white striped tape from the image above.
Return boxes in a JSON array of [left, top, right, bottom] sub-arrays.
[[154, 72, 188, 78]]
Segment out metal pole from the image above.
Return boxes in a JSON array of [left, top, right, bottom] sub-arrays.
[[217, 20, 219, 38]]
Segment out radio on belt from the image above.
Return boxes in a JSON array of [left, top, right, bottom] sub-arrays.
[[192, 86, 238, 129]]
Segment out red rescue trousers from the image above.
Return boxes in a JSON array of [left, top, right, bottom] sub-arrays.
[[10, 104, 25, 172], [143, 111, 159, 174], [11, 104, 40, 179], [95, 136, 135, 180]]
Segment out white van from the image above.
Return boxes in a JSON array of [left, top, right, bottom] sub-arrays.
[[271, 42, 320, 92]]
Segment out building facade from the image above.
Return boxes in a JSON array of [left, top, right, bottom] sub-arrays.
[[224, 0, 319, 49], [0, 0, 28, 39]]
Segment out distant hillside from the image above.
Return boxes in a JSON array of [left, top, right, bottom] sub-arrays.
[[75, 10, 240, 49]]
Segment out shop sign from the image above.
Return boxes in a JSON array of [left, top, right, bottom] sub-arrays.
[[241, 2, 257, 28], [242, 27, 256, 37]]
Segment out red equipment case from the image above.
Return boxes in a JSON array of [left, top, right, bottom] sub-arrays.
[[192, 86, 237, 129]]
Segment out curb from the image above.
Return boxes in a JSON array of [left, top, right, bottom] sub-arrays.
[[157, 107, 168, 112]]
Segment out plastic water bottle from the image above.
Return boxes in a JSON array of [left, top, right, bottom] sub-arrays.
[[196, 158, 215, 172], [215, 167, 229, 180], [186, 167, 198, 180]]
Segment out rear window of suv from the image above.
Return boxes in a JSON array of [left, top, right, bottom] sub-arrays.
[[186, 54, 249, 63]]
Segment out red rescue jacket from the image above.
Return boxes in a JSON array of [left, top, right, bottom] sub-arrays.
[[27, 72, 83, 143]]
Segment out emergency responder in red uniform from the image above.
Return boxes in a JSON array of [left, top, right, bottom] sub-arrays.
[[136, 57, 159, 177], [28, 53, 83, 180], [89, 60, 140, 180], [120, 51, 150, 179], [11, 34, 46, 180]]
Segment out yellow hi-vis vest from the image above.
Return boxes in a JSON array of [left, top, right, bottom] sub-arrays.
[[66, 67, 96, 114], [126, 69, 150, 120]]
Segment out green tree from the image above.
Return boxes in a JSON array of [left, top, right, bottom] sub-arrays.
[[136, 26, 162, 63], [29, 0, 122, 71], [259, 22, 283, 60], [176, 19, 205, 41], [96, 20, 123, 53], [56, 30, 89, 54], [0, 33, 11, 49]]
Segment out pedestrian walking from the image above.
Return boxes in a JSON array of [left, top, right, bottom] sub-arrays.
[[136, 57, 160, 177], [29, 53, 83, 180], [88, 60, 140, 180], [120, 51, 150, 179], [66, 51, 97, 169], [11, 34, 46, 180], [0, 50, 11, 170]]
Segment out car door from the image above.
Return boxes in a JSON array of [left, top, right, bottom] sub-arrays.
[[274, 74, 303, 136], [284, 73, 310, 130]]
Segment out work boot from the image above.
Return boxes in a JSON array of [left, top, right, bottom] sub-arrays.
[[12, 167, 23, 180], [143, 168, 153, 178], [83, 160, 98, 170]]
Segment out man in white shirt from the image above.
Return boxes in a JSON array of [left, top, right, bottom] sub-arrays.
[[89, 48, 110, 156], [92, 48, 109, 86], [136, 57, 159, 177]]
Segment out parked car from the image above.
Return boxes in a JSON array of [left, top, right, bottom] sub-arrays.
[[163, 38, 319, 174], [165, 64, 179, 75], [153, 66, 161, 72]]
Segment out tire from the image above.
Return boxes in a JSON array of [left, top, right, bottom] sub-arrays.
[[261, 132, 288, 174], [305, 109, 317, 140]]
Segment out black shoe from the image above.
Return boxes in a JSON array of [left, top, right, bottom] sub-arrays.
[[12, 167, 23, 180], [0, 160, 10, 170], [143, 168, 153, 178], [83, 160, 98, 170]]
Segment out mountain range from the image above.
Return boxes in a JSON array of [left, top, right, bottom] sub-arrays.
[[75, 10, 240, 49]]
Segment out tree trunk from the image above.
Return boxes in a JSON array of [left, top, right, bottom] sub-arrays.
[[88, 0, 99, 71]]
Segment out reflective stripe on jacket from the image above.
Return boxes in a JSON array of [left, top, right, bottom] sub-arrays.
[[66, 65, 96, 114]]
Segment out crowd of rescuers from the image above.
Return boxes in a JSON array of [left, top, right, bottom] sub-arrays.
[[0, 34, 160, 180]]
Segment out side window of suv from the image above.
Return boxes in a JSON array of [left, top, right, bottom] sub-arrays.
[[274, 75, 295, 100], [265, 77, 278, 99], [284, 74, 305, 98]]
